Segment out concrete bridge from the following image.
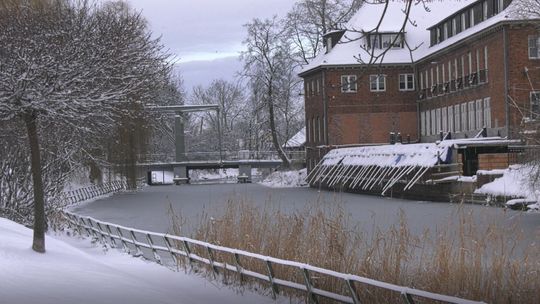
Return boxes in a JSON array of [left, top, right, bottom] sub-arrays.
[[138, 150, 304, 184]]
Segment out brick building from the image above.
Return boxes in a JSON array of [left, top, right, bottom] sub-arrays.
[[299, 0, 540, 172]]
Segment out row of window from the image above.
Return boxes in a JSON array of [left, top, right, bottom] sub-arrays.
[[430, 0, 507, 46], [421, 98, 492, 136], [340, 74, 415, 93], [307, 116, 323, 144], [306, 78, 322, 97], [419, 46, 488, 99]]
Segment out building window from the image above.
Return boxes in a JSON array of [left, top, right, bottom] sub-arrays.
[[468, 101, 475, 130], [421, 111, 426, 136], [454, 104, 461, 132], [369, 75, 386, 92], [531, 92, 540, 120], [341, 75, 357, 93], [431, 109, 436, 135], [529, 36, 540, 59], [482, 1, 488, 20], [399, 74, 415, 91], [470, 8, 475, 27], [316, 79, 320, 95], [476, 99, 483, 129], [448, 106, 455, 133], [311, 118, 316, 143], [436, 108, 442, 133], [368, 33, 404, 49], [442, 107, 448, 133], [317, 116, 321, 142], [426, 110, 431, 136], [461, 103, 468, 131], [483, 97, 492, 128]]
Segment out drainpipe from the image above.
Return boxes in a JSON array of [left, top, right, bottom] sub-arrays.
[[414, 64, 420, 143], [503, 26, 510, 138]]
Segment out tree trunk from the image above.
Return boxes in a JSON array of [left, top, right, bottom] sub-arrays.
[[267, 81, 291, 168], [24, 112, 46, 253]]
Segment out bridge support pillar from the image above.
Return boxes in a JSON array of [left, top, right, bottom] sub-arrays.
[[173, 166, 189, 185], [238, 164, 252, 183]]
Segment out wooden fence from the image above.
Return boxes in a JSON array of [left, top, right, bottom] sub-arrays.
[[61, 211, 485, 304]]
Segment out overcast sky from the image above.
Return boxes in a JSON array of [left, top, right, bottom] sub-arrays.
[[126, 0, 295, 63]]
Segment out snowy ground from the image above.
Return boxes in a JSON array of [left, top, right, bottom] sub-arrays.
[[0, 217, 281, 304], [475, 165, 540, 211], [259, 168, 308, 188]]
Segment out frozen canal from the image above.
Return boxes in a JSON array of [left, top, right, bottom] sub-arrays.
[[71, 183, 540, 246]]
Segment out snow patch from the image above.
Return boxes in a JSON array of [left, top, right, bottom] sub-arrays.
[[0, 217, 278, 304]]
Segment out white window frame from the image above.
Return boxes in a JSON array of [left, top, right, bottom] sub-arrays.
[[468, 101, 475, 130], [369, 74, 386, 92], [448, 106, 455, 133], [399, 74, 415, 91], [420, 72, 424, 90], [431, 109, 436, 135], [436, 108, 442, 133], [442, 107, 448, 133], [529, 36, 540, 59], [483, 97, 492, 128], [421, 111, 426, 136], [454, 104, 461, 132], [476, 99, 483, 129], [341, 75, 357, 93], [461, 103, 468, 131], [426, 110, 431, 136]]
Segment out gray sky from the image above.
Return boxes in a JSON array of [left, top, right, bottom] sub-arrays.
[[127, 0, 295, 63]]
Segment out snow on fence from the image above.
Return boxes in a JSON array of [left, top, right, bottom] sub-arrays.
[[61, 211, 484, 304], [62, 181, 127, 205], [307, 143, 452, 195]]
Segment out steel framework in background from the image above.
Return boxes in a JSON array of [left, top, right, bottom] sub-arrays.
[[61, 211, 484, 304]]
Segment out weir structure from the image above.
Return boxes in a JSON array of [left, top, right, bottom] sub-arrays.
[[307, 137, 520, 201]]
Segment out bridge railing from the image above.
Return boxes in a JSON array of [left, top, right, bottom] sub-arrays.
[[141, 150, 306, 163], [61, 211, 484, 304]]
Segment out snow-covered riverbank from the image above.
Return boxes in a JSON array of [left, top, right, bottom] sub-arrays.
[[259, 168, 308, 188], [0, 217, 277, 304]]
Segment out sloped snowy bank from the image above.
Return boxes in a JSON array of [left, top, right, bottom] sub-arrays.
[[259, 169, 308, 188], [0, 217, 278, 304], [475, 165, 540, 211]]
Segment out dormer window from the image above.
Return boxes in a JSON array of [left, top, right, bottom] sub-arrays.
[[367, 32, 404, 49]]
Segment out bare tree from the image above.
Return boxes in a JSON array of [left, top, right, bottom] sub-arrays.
[[190, 79, 246, 152], [286, 0, 363, 64], [0, 0, 169, 252], [242, 17, 302, 167]]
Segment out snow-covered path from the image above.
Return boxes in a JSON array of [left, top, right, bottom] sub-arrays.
[[0, 218, 278, 304]]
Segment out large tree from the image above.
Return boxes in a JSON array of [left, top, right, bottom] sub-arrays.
[[242, 17, 303, 167], [0, 0, 169, 252]]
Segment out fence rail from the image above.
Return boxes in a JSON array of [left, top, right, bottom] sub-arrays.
[[62, 181, 127, 205], [61, 211, 484, 304], [140, 150, 306, 163]]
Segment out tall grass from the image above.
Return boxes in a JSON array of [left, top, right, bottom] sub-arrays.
[[169, 199, 540, 303]]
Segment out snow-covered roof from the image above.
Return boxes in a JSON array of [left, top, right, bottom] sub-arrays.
[[300, 0, 526, 75], [283, 127, 306, 148]]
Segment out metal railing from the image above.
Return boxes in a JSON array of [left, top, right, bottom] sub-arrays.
[[62, 181, 127, 205], [61, 211, 484, 304], [141, 150, 306, 163]]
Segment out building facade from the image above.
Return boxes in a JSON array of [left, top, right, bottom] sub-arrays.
[[300, 0, 540, 172]]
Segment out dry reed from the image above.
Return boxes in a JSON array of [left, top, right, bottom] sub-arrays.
[[168, 198, 540, 303]]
